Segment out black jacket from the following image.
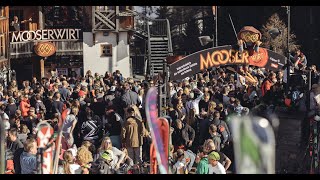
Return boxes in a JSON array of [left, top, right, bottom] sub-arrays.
[[172, 123, 195, 147]]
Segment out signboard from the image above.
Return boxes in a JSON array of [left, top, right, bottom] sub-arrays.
[[169, 45, 286, 81], [10, 29, 81, 43], [34, 42, 56, 57], [57, 68, 68, 76]]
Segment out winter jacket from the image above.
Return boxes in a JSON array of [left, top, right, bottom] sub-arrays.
[[196, 157, 209, 174], [121, 90, 141, 108], [121, 116, 145, 148], [172, 123, 195, 147], [80, 115, 102, 142], [35, 100, 46, 114], [20, 99, 30, 117], [20, 152, 37, 174]]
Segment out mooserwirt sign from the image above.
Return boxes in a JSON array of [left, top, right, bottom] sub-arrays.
[[10, 29, 81, 43], [169, 45, 286, 81]]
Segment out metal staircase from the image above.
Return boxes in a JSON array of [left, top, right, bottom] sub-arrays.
[[131, 10, 173, 77]]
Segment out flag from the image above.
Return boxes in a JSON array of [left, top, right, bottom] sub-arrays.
[[212, 6, 217, 16]]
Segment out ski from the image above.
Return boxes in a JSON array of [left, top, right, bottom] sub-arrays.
[[145, 87, 168, 174], [36, 121, 54, 174], [52, 107, 70, 174], [313, 116, 318, 174], [150, 117, 169, 174], [231, 115, 276, 174], [0, 119, 5, 174]]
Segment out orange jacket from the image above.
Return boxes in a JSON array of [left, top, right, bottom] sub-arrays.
[[20, 99, 30, 117]]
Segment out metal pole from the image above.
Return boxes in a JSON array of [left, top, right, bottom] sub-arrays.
[[286, 6, 291, 94], [0, 118, 5, 174], [215, 6, 218, 47], [228, 14, 238, 42]]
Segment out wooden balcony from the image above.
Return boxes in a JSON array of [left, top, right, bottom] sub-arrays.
[[93, 9, 116, 31], [92, 6, 134, 32], [9, 40, 83, 59]]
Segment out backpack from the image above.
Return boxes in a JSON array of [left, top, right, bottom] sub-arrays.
[[217, 121, 230, 146], [91, 159, 114, 174]]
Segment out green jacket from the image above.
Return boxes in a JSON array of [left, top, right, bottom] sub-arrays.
[[196, 157, 209, 174]]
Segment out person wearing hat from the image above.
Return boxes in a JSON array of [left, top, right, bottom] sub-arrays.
[[207, 151, 226, 174], [92, 149, 114, 174]]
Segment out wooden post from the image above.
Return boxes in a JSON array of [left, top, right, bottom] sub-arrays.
[[116, 6, 119, 32], [40, 59, 45, 78], [38, 6, 44, 30]]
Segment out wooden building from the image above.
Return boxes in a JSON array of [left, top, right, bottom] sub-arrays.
[[8, 6, 134, 82], [9, 6, 86, 81], [0, 6, 10, 86], [82, 6, 134, 78]]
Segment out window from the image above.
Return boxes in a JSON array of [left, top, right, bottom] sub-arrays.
[[0, 34, 5, 58], [0, 6, 5, 17], [101, 44, 112, 57]]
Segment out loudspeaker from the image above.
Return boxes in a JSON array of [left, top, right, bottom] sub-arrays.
[[268, 28, 281, 39], [289, 74, 306, 88], [198, 36, 213, 46]]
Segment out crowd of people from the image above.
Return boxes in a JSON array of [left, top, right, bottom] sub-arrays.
[[2, 49, 320, 174]]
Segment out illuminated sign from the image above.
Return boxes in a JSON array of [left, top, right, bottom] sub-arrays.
[[169, 45, 285, 81], [11, 29, 81, 43]]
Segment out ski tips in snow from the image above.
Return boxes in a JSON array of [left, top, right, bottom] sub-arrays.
[[230, 115, 276, 174]]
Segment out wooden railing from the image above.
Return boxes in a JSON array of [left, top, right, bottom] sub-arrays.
[[9, 40, 83, 59], [93, 8, 116, 31]]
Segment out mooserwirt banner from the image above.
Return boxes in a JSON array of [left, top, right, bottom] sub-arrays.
[[169, 45, 286, 81]]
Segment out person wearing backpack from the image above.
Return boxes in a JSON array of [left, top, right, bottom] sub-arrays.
[[207, 124, 222, 152], [91, 150, 115, 174], [209, 111, 231, 150]]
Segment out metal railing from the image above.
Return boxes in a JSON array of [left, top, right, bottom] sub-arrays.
[[131, 54, 146, 75], [166, 19, 173, 56], [0, 117, 4, 174]]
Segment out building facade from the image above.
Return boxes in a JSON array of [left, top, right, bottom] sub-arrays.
[[0, 6, 10, 86], [8, 6, 134, 83], [83, 6, 134, 78]]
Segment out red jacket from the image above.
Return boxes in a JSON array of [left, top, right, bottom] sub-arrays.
[[261, 79, 273, 97], [20, 99, 30, 117]]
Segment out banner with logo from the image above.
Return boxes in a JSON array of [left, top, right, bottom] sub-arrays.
[[169, 45, 286, 81]]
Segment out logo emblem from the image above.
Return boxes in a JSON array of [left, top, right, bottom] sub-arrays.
[[34, 42, 56, 57]]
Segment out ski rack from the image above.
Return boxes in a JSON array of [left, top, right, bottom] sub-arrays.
[[158, 62, 170, 117], [0, 119, 5, 174]]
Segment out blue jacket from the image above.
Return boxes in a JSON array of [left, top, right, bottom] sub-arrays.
[[20, 151, 37, 174]]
